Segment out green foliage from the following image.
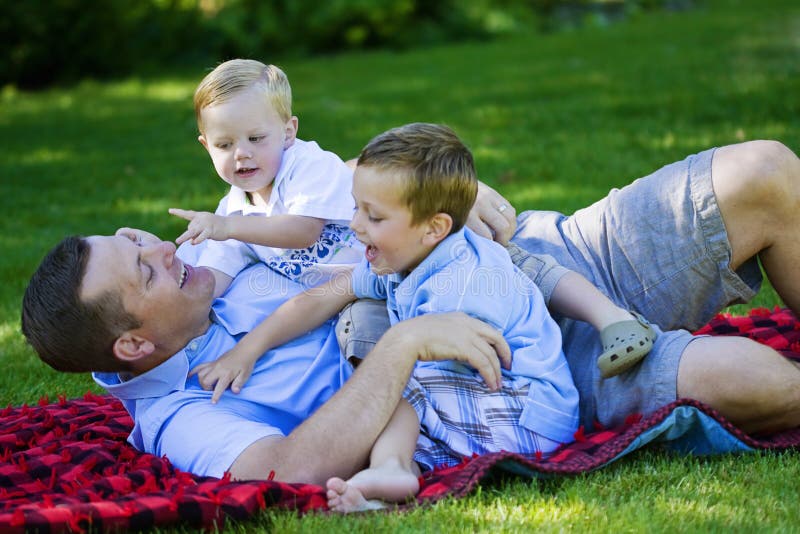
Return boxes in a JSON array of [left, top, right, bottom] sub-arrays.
[[1, 0, 537, 89], [5, 0, 696, 89], [0, 0, 207, 88]]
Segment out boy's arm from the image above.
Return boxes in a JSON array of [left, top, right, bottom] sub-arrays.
[[228, 312, 511, 484], [191, 271, 357, 402], [170, 208, 325, 249], [549, 271, 633, 330]]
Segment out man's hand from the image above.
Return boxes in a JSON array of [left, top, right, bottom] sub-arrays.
[[169, 208, 232, 245], [466, 182, 517, 245], [190, 345, 258, 403], [115, 227, 161, 245], [392, 312, 512, 391]]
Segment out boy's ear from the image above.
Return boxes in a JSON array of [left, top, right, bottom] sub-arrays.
[[198, 135, 209, 151], [422, 213, 453, 246], [113, 332, 156, 365], [283, 116, 298, 149]]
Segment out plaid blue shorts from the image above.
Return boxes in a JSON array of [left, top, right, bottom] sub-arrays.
[[404, 365, 563, 471]]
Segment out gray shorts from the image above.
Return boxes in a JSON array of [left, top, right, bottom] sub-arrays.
[[512, 147, 762, 428], [336, 298, 391, 362]]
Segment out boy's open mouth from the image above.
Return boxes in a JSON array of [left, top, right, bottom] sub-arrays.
[[365, 244, 378, 262], [236, 167, 258, 176]]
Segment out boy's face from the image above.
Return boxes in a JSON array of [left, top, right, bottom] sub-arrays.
[[350, 166, 435, 276], [198, 86, 297, 205]]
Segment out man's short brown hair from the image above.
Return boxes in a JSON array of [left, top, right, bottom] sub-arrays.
[[21, 236, 140, 373]]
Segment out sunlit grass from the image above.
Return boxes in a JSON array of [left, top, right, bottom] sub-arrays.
[[1, 0, 799, 531]]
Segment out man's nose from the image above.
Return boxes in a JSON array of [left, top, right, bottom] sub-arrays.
[[143, 241, 176, 267]]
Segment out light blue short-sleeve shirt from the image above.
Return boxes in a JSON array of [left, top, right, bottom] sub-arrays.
[[351, 227, 579, 443], [93, 247, 352, 478]]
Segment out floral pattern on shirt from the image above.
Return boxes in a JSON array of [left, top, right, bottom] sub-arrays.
[[265, 223, 360, 284]]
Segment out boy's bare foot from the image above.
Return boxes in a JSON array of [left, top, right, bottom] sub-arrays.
[[326, 477, 384, 512], [326, 463, 420, 513]]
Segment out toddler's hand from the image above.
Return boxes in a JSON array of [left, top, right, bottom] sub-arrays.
[[169, 208, 231, 245], [189, 346, 257, 403]]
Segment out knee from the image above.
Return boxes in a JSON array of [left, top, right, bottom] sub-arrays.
[[718, 140, 800, 218], [733, 140, 799, 198]]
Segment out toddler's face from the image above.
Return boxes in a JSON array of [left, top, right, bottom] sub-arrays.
[[199, 86, 296, 205], [350, 166, 432, 276]]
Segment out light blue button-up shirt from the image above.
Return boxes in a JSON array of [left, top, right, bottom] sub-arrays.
[[351, 227, 579, 443], [93, 248, 351, 478]]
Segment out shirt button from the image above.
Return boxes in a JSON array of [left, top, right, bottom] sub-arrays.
[[189, 342, 199, 351]]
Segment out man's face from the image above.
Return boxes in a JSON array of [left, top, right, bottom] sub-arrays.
[[80, 232, 216, 361], [198, 86, 297, 206]]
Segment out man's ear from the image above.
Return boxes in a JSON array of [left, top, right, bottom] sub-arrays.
[[113, 332, 156, 364], [422, 213, 453, 246], [198, 135, 209, 151], [284, 116, 298, 149]]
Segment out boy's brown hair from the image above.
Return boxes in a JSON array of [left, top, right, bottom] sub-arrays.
[[193, 59, 292, 133], [357, 123, 478, 233]]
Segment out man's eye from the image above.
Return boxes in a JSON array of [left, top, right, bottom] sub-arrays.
[[368, 216, 382, 223], [146, 265, 155, 288]]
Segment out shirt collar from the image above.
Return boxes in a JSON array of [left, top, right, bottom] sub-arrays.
[[396, 226, 468, 285], [91, 327, 217, 400]]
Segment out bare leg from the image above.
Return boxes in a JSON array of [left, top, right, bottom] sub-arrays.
[[712, 140, 800, 314], [678, 336, 800, 433], [326, 400, 421, 513], [671, 142, 800, 434]]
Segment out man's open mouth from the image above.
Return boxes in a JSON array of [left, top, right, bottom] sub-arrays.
[[179, 265, 188, 288]]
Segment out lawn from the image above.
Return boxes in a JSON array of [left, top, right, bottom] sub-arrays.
[[1, 0, 799, 531]]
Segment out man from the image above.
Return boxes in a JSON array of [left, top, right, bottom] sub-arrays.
[[21, 227, 509, 483], [22, 139, 800, 483]]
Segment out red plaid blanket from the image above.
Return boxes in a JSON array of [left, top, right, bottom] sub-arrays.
[[3, 308, 800, 532]]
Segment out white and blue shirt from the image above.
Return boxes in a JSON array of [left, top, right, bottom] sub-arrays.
[[198, 138, 363, 286]]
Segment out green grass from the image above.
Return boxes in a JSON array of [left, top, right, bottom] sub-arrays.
[[1, 0, 799, 530]]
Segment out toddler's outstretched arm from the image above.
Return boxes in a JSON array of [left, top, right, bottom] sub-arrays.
[[191, 270, 357, 402], [169, 208, 325, 249]]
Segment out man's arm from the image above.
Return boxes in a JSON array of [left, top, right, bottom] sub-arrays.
[[228, 312, 511, 484], [466, 181, 517, 245]]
